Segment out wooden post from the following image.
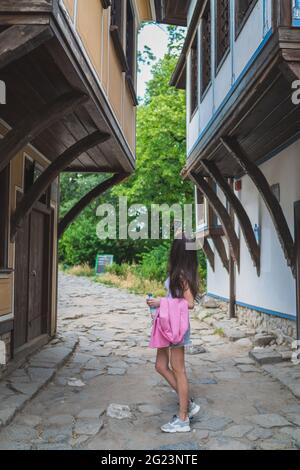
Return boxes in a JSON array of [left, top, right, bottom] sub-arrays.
[[11, 131, 111, 240], [58, 173, 129, 238], [228, 178, 236, 319], [276, 0, 292, 27], [0, 91, 88, 174]]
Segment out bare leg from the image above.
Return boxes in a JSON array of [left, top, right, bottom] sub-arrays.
[[170, 347, 189, 421], [155, 348, 178, 392]]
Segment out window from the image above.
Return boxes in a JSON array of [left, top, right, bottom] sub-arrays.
[[196, 187, 205, 228], [201, 1, 212, 97], [126, 0, 135, 79], [235, 0, 258, 36], [190, 33, 199, 118], [0, 166, 9, 269], [195, 179, 219, 234], [110, 0, 138, 104], [216, 0, 230, 69]]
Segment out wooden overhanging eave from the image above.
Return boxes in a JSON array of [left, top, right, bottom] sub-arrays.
[[169, 0, 206, 88], [0, 9, 136, 175], [154, 0, 190, 27], [49, 11, 136, 173]]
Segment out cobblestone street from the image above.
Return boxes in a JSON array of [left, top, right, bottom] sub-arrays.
[[0, 273, 300, 450]]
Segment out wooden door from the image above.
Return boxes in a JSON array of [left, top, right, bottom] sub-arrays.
[[14, 201, 52, 351], [27, 207, 48, 341], [14, 209, 30, 349]]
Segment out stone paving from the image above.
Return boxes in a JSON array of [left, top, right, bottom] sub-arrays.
[[0, 273, 300, 450]]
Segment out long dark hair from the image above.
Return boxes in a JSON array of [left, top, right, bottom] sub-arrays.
[[168, 234, 199, 299]]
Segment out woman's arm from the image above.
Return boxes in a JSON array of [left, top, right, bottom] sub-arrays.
[[183, 285, 195, 310], [146, 298, 161, 308]]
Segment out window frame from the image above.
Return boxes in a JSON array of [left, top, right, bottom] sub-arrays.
[[190, 31, 199, 120], [200, 0, 212, 100], [110, 0, 138, 105], [215, 0, 230, 73], [0, 165, 10, 270], [235, 0, 259, 39]]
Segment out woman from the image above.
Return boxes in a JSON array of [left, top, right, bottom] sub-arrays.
[[146, 235, 201, 433]]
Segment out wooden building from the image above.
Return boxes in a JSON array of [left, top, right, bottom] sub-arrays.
[[0, 0, 154, 372], [158, 0, 300, 342]]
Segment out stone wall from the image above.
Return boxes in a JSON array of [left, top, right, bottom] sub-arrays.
[[206, 297, 297, 346], [235, 305, 296, 345], [0, 332, 11, 377]]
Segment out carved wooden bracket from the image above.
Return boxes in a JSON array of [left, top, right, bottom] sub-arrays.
[[201, 159, 260, 275], [201, 238, 215, 272], [221, 136, 295, 275], [190, 172, 240, 267], [58, 173, 129, 238], [11, 131, 111, 240]]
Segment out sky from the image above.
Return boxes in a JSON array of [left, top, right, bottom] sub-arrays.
[[137, 23, 169, 98]]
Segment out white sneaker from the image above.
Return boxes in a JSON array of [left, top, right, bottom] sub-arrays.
[[189, 399, 201, 419], [161, 415, 191, 433]]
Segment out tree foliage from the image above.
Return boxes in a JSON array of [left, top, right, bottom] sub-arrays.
[[59, 26, 205, 282]]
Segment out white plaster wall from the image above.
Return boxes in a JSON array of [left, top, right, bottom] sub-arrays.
[[207, 237, 229, 299], [206, 139, 300, 318], [214, 52, 232, 110], [234, 0, 265, 80]]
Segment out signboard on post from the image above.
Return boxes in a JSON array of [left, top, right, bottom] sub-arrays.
[[95, 254, 114, 275]]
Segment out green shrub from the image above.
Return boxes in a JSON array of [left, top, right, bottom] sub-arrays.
[[105, 262, 131, 278], [136, 243, 170, 283]]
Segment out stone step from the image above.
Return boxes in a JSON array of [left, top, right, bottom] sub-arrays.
[[0, 334, 79, 429]]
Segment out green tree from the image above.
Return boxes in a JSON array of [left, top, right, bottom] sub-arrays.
[[58, 26, 205, 281]]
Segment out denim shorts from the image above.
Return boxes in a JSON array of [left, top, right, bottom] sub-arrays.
[[170, 325, 191, 349]]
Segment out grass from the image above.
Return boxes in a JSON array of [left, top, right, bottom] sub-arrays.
[[214, 327, 225, 337], [61, 264, 165, 297]]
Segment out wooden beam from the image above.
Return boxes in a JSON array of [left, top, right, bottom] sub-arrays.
[[228, 178, 236, 318], [201, 237, 215, 271], [190, 172, 240, 266], [277, 0, 292, 27], [221, 136, 295, 274], [11, 131, 110, 240], [201, 159, 260, 274], [58, 173, 129, 238], [101, 0, 111, 8], [0, 90, 88, 174], [0, 24, 53, 70], [211, 236, 229, 273]]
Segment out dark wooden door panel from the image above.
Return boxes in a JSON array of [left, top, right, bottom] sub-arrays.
[[14, 204, 30, 349], [27, 209, 46, 341]]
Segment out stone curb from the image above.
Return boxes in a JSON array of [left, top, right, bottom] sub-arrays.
[[0, 334, 79, 430]]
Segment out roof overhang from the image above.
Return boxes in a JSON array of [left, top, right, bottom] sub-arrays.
[[154, 0, 190, 26]]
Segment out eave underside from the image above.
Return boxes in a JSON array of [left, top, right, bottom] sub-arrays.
[[184, 31, 300, 179], [0, 24, 135, 174]]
